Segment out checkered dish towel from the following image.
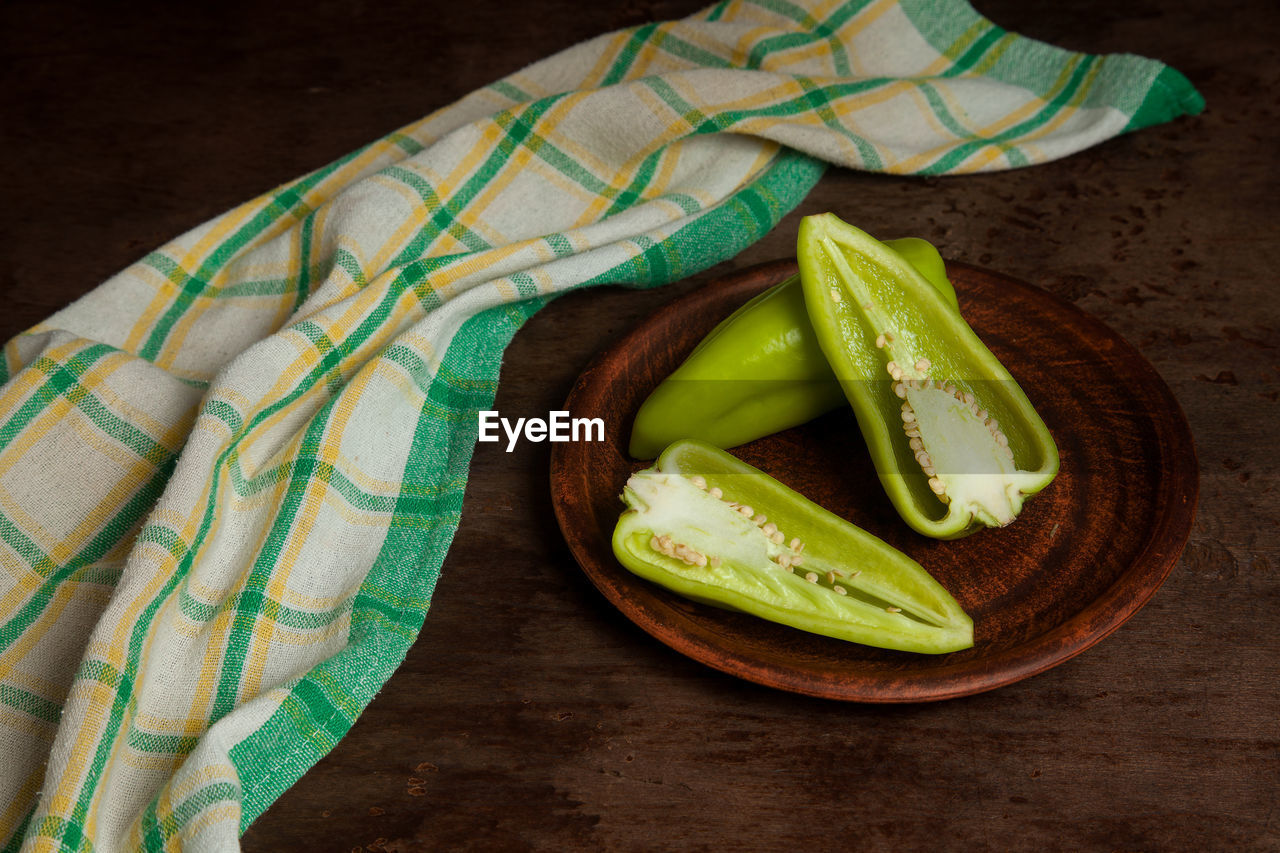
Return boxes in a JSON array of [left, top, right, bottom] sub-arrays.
[[0, 0, 1200, 849]]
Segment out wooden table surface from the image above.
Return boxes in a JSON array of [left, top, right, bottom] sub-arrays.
[[2, 0, 1275, 850]]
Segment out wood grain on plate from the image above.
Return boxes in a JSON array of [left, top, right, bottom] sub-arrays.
[[550, 259, 1198, 702]]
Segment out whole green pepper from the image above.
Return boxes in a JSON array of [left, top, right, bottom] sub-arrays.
[[628, 237, 956, 459], [613, 439, 974, 654], [797, 213, 1058, 539]]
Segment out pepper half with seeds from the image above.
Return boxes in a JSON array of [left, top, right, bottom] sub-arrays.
[[612, 439, 974, 654], [797, 213, 1059, 539], [628, 238, 957, 460]]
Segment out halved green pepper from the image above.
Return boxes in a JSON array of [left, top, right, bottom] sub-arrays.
[[613, 439, 974, 654], [797, 213, 1058, 539], [628, 237, 956, 460]]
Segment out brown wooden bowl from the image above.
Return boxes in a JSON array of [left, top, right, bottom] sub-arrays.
[[550, 259, 1198, 702]]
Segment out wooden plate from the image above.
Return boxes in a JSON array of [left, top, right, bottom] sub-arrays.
[[549, 259, 1198, 702]]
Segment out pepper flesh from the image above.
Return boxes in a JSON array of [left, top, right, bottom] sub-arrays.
[[612, 439, 974, 654], [628, 237, 956, 460], [797, 213, 1059, 539]]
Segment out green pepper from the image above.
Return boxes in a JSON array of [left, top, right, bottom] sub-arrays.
[[628, 237, 957, 460], [797, 213, 1058, 539], [612, 439, 974, 654]]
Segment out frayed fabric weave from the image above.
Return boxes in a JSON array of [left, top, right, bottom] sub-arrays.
[[0, 0, 1200, 849]]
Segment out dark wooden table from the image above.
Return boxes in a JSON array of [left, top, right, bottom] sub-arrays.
[[3, 0, 1276, 850]]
